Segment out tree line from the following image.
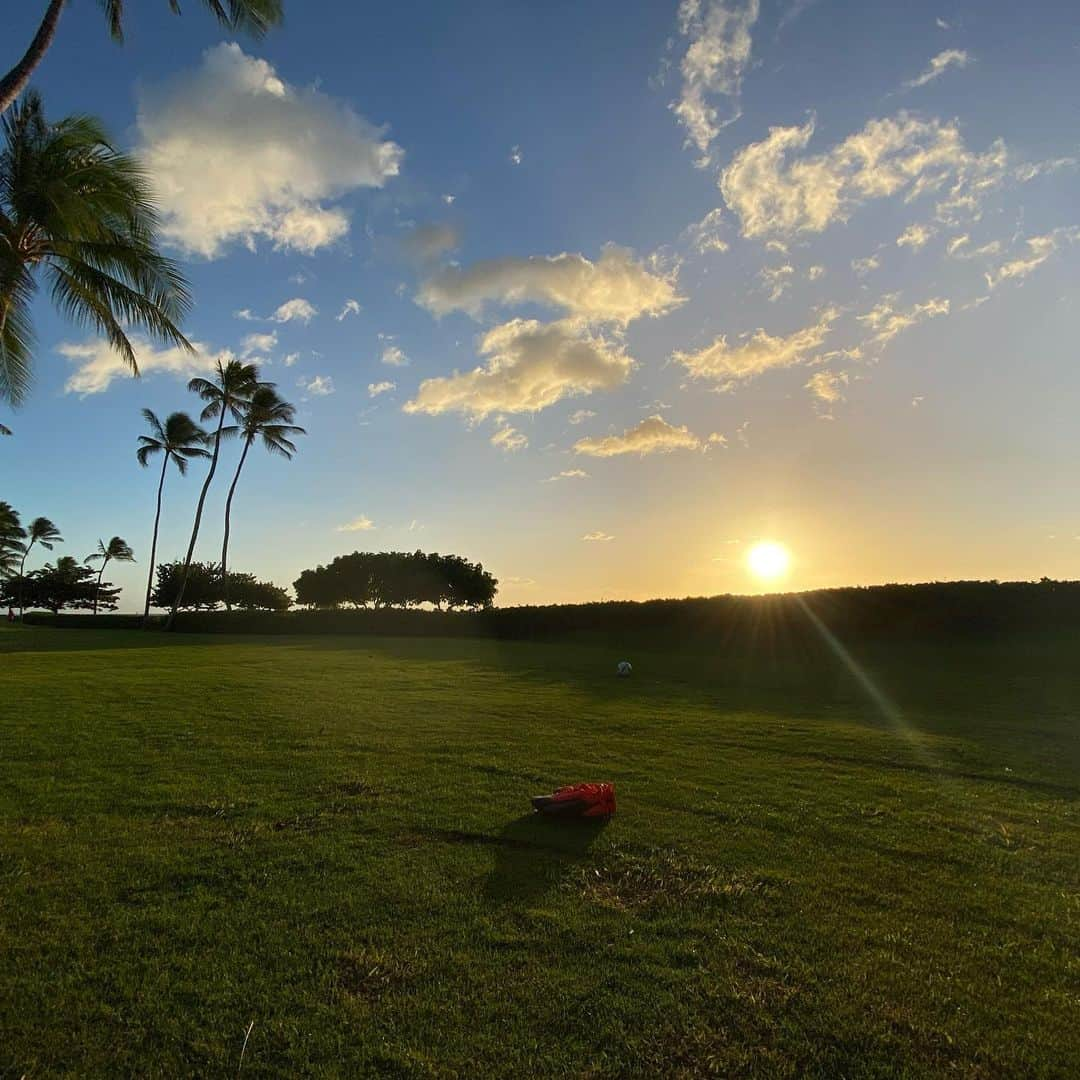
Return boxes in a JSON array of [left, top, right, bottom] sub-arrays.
[[294, 552, 498, 611], [1, 506, 133, 614]]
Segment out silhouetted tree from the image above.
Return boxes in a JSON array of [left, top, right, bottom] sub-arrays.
[[2, 555, 118, 613], [293, 551, 498, 611], [168, 360, 263, 628], [0, 501, 25, 579], [136, 409, 210, 620], [85, 535, 134, 614], [15, 515, 61, 614], [220, 385, 304, 610]]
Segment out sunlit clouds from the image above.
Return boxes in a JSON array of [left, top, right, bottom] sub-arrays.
[[573, 415, 724, 457], [137, 44, 402, 257]]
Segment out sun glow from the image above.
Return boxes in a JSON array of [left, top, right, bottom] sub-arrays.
[[747, 541, 791, 582]]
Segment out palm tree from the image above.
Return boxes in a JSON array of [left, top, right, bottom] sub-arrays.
[[0, 422, 10, 435], [16, 515, 61, 614], [167, 359, 262, 628], [0, 500, 25, 579], [220, 385, 304, 610], [136, 409, 210, 621], [0, 92, 192, 405], [85, 536, 134, 614], [0, 1, 284, 116]]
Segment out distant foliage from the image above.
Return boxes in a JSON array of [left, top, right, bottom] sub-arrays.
[[150, 560, 290, 612], [1, 556, 119, 613], [293, 551, 497, 611]]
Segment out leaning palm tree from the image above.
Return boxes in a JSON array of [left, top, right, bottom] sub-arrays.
[[0, 92, 192, 405], [0, 1, 284, 116], [219, 385, 305, 610], [0, 500, 25, 579], [136, 409, 210, 621], [16, 515, 61, 614], [85, 535, 134, 614], [167, 359, 262, 628]]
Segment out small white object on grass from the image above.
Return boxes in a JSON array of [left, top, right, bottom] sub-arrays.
[[616, 661, 632, 677]]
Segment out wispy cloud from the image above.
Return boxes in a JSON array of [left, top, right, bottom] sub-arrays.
[[368, 381, 395, 397], [582, 531, 615, 542], [905, 48, 971, 90], [337, 515, 375, 532], [542, 469, 589, 482], [337, 299, 362, 321], [299, 374, 335, 396], [573, 415, 724, 457]]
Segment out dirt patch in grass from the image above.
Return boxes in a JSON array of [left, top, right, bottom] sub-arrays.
[[574, 846, 783, 912]]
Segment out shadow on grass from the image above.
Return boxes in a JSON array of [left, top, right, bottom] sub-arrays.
[[482, 813, 608, 906]]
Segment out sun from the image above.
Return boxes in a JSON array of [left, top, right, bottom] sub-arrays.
[[747, 541, 791, 582]]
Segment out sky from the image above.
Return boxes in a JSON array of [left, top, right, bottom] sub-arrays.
[[2, 0, 1079, 608]]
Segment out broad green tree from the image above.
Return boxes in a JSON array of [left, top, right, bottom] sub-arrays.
[[136, 409, 209, 620], [167, 359, 261, 628], [0, 93, 191, 404], [85, 535, 134, 614], [0, 1, 284, 116], [220, 385, 304, 610], [16, 514, 61, 614]]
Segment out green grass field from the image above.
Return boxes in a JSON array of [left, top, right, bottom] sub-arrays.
[[1, 624, 1077, 1077]]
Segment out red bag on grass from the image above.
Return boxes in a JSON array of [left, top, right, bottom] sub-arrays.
[[531, 782, 615, 819]]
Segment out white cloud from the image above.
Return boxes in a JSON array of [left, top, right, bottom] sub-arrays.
[[936, 17, 951, 30], [805, 368, 849, 404], [60, 337, 224, 395], [672, 0, 760, 163], [282, 352, 300, 367], [368, 381, 395, 397], [404, 318, 632, 420], [806, 264, 826, 280], [136, 44, 402, 257], [582, 531, 615, 542], [442, 193, 456, 205], [490, 423, 528, 452], [241, 331, 277, 357], [417, 244, 682, 325], [905, 49, 971, 90], [381, 345, 409, 367], [759, 264, 794, 301], [542, 469, 589, 482], [299, 374, 335, 396], [684, 208, 730, 253], [272, 298, 317, 324], [984, 229, 1079, 288], [720, 113, 1005, 238], [509, 145, 523, 166], [568, 409, 597, 425], [673, 306, 837, 388], [852, 254, 881, 276], [945, 234, 1002, 259], [234, 308, 257, 321], [897, 223, 934, 249], [857, 295, 950, 347], [337, 299, 362, 321], [337, 516, 375, 532], [573, 414, 721, 457]]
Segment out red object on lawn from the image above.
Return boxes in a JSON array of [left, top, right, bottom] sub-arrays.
[[531, 782, 616, 818]]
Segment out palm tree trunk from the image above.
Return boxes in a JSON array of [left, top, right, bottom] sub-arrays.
[[0, 0, 67, 116], [220, 436, 252, 613], [166, 412, 225, 631], [143, 454, 169, 624], [16, 539, 34, 617], [93, 557, 108, 616]]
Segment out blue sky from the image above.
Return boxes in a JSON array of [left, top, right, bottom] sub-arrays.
[[3, 0, 1079, 607]]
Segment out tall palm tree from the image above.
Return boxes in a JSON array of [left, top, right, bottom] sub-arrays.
[[0, 1, 284, 116], [167, 359, 262, 628], [0, 500, 25, 580], [0, 93, 193, 405], [16, 515, 61, 614], [136, 409, 210, 621], [220, 385, 304, 610], [85, 535, 134, 614]]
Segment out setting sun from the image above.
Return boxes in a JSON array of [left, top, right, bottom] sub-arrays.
[[747, 541, 791, 582]]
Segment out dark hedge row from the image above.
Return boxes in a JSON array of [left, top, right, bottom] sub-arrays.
[[21, 580, 1080, 641]]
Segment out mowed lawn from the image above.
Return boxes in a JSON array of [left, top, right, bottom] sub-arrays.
[[1, 625, 1077, 1078]]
